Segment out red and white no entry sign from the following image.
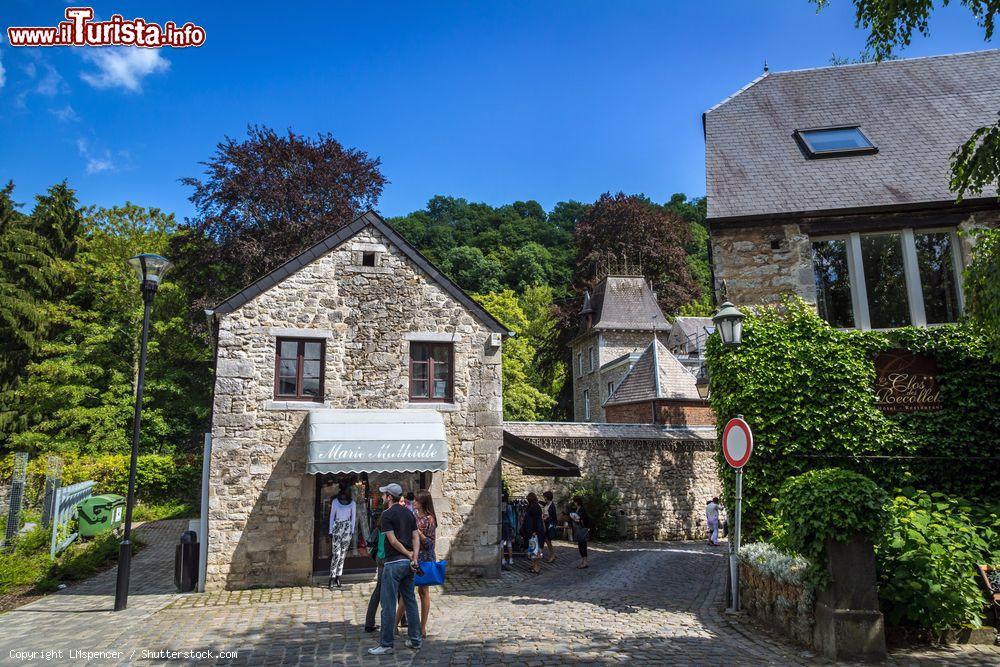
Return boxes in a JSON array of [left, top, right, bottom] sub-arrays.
[[722, 417, 753, 469]]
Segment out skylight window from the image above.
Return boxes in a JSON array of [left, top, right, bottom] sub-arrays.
[[794, 126, 877, 158]]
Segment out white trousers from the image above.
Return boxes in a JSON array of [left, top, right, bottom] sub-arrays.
[[330, 519, 353, 577]]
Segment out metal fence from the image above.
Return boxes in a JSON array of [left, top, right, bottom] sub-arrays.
[[50, 480, 94, 559]]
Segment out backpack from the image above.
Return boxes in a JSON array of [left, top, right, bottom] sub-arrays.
[[370, 528, 386, 562]]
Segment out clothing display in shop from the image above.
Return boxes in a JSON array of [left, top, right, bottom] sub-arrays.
[[329, 494, 357, 581]]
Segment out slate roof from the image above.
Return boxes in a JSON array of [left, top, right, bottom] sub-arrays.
[[704, 50, 1000, 220], [210, 210, 509, 333], [665, 317, 714, 355], [503, 421, 716, 442], [604, 339, 702, 405], [588, 276, 670, 332]]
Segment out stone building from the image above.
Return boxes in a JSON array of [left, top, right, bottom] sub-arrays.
[[204, 211, 511, 590], [705, 50, 1000, 326], [604, 339, 715, 427], [569, 275, 671, 422]]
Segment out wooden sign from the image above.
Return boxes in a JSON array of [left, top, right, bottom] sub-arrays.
[[873, 349, 942, 413]]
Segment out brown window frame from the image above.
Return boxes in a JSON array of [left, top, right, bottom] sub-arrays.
[[273, 337, 326, 402], [408, 342, 455, 403]]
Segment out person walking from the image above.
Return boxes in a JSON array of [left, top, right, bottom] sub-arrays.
[[543, 490, 558, 563], [395, 490, 437, 638], [364, 495, 387, 633], [500, 492, 515, 570], [706, 497, 721, 547], [368, 483, 421, 656], [522, 492, 545, 574], [569, 496, 590, 569]]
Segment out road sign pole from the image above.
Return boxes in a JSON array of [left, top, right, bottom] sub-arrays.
[[728, 468, 743, 612]]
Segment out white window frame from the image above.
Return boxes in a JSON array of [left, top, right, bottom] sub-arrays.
[[588, 346, 595, 373], [812, 227, 965, 330], [577, 352, 583, 377], [583, 390, 590, 421]]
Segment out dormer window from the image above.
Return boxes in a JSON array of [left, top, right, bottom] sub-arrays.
[[794, 126, 877, 158]]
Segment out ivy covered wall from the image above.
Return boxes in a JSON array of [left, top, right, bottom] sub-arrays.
[[706, 298, 1000, 537]]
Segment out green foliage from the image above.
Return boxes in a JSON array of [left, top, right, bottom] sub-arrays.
[[773, 468, 888, 586], [962, 226, 1000, 361], [0, 452, 200, 508], [5, 203, 210, 455], [390, 195, 575, 296], [877, 490, 999, 631], [563, 476, 624, 541], [706, 297, 1000, 534], [473, 289, 559, 421]]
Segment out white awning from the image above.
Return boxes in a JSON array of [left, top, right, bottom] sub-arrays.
[[307, 409, 448, 475]]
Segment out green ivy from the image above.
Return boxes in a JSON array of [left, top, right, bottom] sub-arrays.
[[706, 297, 1000, 536], [877, 490, 998, 631], [563, 476, 624, 541], [773, 468, 888, 586]]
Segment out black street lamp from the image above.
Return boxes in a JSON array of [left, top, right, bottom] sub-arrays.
[[114, 253, 172, 612], [712, 301, 745, 347], [695, 364, 710, 400]]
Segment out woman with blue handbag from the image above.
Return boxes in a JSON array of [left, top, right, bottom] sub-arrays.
[[396, 490, 440, 638]]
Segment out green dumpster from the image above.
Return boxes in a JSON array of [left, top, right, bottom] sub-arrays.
[[77, 494, 126, 537]]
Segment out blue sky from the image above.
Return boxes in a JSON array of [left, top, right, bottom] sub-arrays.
[[0, 1, 993, 221]]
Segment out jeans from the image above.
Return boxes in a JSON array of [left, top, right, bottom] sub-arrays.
[[708, 518, 719, 544], [365, 562, 383, 629], [379, 560, 421, 648]]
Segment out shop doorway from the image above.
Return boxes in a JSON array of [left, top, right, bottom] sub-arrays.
[[311, 471, 430, 576]]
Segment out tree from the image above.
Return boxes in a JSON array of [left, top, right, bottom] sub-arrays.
[[473, 290, 557, 421], [174, 125, 386, 312], [812, 0, 998, 197], [573, 192, 700, 315], [963, 227, 1000, 361], [10, 204, 210, 455], [438, 246, 502, 293], [0, 183, 56, 395]]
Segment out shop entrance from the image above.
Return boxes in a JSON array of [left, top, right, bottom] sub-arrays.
[[311, 471, 429, 576]]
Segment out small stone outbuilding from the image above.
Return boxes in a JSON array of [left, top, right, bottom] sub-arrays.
[[205, 211, 509, 590]]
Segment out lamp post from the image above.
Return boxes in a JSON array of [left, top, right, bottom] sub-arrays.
[[695, 364, 710, 400], [711, 298, 746, 612], [114, 253, 172, 612]]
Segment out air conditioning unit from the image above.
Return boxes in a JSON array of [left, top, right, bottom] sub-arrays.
[[489, 332, 502, 348]]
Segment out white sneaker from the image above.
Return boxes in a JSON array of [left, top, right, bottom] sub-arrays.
[[368, 646, 393, 655], [404, 639, 421, 649]]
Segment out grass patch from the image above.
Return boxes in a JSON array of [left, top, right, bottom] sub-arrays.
[[0, 524, 144, 597]]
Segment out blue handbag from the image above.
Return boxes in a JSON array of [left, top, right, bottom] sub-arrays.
[[414, 560, 447, 586]]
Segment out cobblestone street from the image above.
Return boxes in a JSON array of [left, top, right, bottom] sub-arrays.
[[1, 521, 997, 665]]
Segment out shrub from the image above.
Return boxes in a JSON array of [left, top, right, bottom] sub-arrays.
[[877, 490, 997, 631], [563, 476, 623, 541], [773, 468, 888, 586], [739, 541, 811, 586]]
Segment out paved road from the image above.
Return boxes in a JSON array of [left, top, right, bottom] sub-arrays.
[[1, 521, 997, 665]]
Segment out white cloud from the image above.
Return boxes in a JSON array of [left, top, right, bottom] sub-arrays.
[[80, 48, 169, 93], [50, 105, 79, 122], [34, 63, 63, 96], [0, 48, 6, 90], [76, 138, 116, 175]]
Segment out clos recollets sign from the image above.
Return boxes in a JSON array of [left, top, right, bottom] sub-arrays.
[[873, 348, 942, 413]]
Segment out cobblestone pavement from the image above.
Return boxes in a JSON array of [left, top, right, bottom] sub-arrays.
[[1, 522, 997, 665]]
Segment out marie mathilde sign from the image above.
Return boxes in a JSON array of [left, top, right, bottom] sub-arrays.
[[873, 349, 942, 413]]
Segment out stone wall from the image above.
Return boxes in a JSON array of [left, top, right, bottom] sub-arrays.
[[208, 226, 503, 590], [502, 437, 721, 540], [740, 562, 816, 649], [710, 222, 815, 307]]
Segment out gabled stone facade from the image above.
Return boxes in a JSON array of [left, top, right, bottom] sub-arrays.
[[207, 218, 504, 590]]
